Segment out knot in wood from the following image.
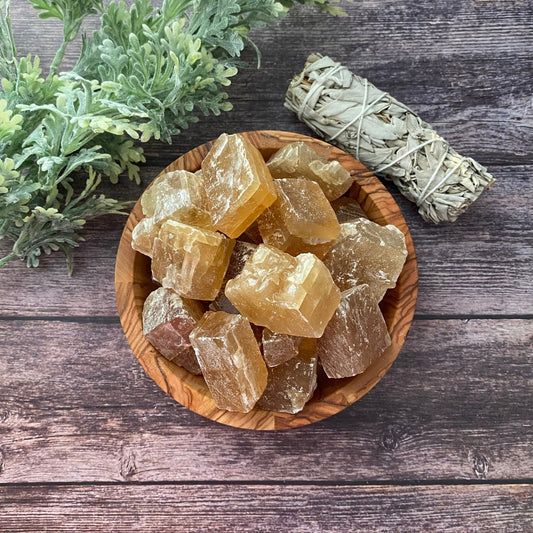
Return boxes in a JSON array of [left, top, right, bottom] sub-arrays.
[[472, 452, 489, 479], [120, 447, 137, 481], [380, 424, 406, 451]]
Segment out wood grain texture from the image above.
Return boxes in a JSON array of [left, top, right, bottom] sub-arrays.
[[115, 130, 418, 430], [0, 319, 530, 482], [0, 484, 531, 533], [1, 0, 532, 528]]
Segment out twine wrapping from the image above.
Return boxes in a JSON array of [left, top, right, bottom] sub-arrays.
[[285, 53, 496, 223]]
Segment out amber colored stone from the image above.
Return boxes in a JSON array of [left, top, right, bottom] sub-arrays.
[[323, 218, 407, 302], [225, 244, 341, 337], [152, 220, 235, 300], [141, 169, 211, 225], [257, 338, 317, 413], [141, 170, 213, 228], [201, 133, 277, 238], [267, 141, 353, 200], [257, 178, 340, 258], [331, 196, 368, 222], [132, 170, 213, 258], [131, 216, 158, 257], [190, 311, 267, 412], [142, 287, 204, 375], [262, 329, 301, 367], [317, 284, 391, 378]]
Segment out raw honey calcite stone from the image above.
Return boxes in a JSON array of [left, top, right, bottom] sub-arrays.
[[131, 216, 158, 257], [331, 196, 368, 222], [262, 329, 301, 367], [152, 220, 235, 300], [317, 284, 391, 378], [225, 244, 341, 338], [190, 311, 267, 412], [257, 178, 340, 258], [201, 133, 277, 238], [132, 170, 213, 258], [142, 287, 204, 375], [267, 141, 353, 200], [257, 338, 318, 413], [141, 170, 213, 229], [323, 218, 407, 302]]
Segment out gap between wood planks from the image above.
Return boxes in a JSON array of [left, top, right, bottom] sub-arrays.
[[1, 478, 532, 488]]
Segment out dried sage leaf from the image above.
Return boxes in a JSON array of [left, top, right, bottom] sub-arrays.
[[285, 53, 496, 223]]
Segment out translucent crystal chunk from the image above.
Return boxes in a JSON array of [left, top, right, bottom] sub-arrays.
[[201, 133, 277, 238], [141, 170, 213, 228], [152, 220, 235, 300], [257, 178, 340, 258], [190, 311, 267, 412], [262, 329, 301, 367], [225, 244, 341, 337], [317, 284, 391, 378], [323, 218, 407, 302], [131, 216, 158, 257], [132, 170, 213, 258], [267, 141, 353, 200], [142, 287, 204, 374], [331, 196, 368, 223], [257, 338, 317, 413]]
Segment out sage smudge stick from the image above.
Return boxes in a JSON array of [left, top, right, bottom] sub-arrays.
[[285, 53, 496, 223]]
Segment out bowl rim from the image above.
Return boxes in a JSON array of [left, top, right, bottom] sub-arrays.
[[115, 129, 418, 430]]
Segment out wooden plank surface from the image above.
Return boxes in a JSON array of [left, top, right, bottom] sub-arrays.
[[1, 484, 531, 533], [1, 0, 532, 530], [0, 319, 530, 483]]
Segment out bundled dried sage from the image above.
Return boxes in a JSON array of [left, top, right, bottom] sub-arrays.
[[285, 53, 496, 223]]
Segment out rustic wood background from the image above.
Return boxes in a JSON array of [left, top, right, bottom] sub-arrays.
[[1, 1, 532, 531]]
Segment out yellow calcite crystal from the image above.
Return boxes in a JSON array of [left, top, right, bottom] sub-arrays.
[[317, 284, 391, 378], [225, 244, 341, 337], [141, 170, 213, 229], [131, 216, 158, 257], [257, 178, 340, 257], [323, 218, 407, 302], [190, 311, 267, 412], [152, 220, 235, 300], [132, 170, 213, 257], [267, 141, 353, 200], [257, 338, 317, 413], [201, 133, 277, 238], [143, 287, 204, 374], [262, 329, 301, 367], [331, 196, 368, 223]]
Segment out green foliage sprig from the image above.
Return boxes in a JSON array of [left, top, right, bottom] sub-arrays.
[[0, 0, 345, 273]]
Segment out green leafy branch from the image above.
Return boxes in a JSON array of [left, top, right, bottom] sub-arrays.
[[0, 0, 346, 273]]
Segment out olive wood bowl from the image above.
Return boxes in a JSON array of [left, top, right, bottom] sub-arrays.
[[115, 130, 418, 430]]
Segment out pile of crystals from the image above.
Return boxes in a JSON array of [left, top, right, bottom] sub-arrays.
[[134, 133, 408, 414]]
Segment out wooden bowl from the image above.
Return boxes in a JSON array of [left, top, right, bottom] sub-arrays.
[[115, 130, 418, 430]]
